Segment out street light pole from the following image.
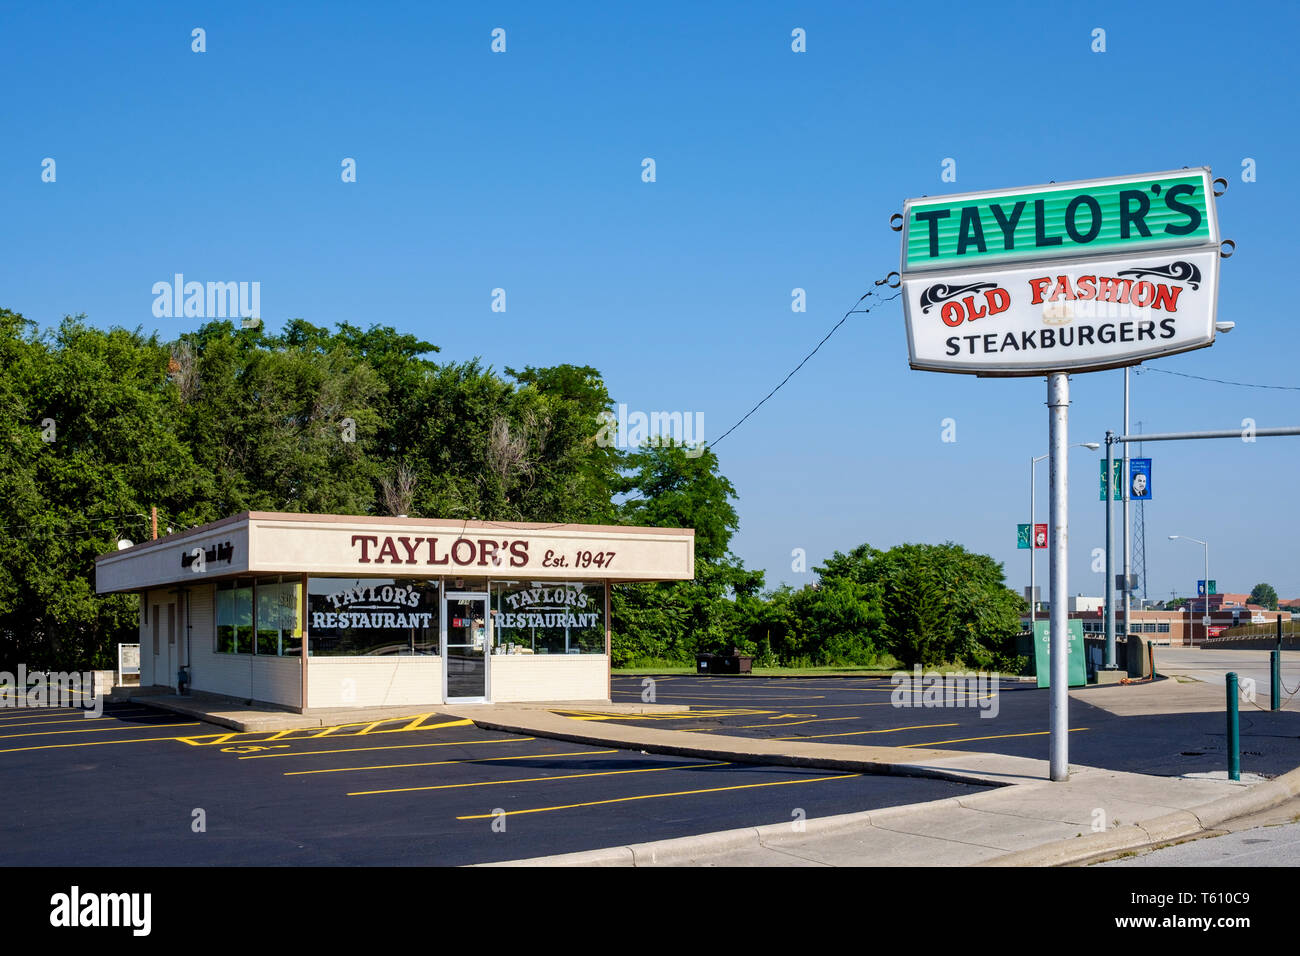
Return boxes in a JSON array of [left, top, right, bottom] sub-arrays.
[[1031, 453, 1047, 622], [1029, 443, 1098, 627], [1170, 535, 1209, 647], [1105, 431, 1115, 668], [1204, 542, 1210, 647], [1122, 368, 1131, 636]]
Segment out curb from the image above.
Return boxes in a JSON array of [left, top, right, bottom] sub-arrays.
[[132, 697, 328, 732], [477, 795, 972, 867], [978, 763, 1300, 866]]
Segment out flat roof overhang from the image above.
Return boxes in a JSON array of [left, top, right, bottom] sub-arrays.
[[95, 511, 696, 595]]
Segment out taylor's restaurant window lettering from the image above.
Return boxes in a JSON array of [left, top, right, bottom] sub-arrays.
[[216, 577, 301, 655], [491, 582, 605, 655], [307, 578, 439, 656]]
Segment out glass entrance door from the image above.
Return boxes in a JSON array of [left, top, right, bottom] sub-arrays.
[[443, 592, 489, 701]]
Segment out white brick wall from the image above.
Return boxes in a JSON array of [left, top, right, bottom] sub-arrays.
[[307, 657, 443, 709], [487, 654, 608, 702]]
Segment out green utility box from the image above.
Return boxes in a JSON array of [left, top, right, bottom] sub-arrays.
[[1031, 620, 1087, 688]]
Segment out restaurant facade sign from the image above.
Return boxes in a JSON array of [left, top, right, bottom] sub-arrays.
[[95, 512, 694, 593], [900, 169, 1222, 376]]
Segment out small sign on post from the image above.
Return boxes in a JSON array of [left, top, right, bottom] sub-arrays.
[[1129, 458, 1152, 499], [1100, 459, 1123, 501], [117, 643, 140, 686]]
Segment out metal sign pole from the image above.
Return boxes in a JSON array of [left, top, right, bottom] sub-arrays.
[[1048, 372, 1070, 781]]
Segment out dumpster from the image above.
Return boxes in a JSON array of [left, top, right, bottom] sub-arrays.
[[695, 649, 754, 675]]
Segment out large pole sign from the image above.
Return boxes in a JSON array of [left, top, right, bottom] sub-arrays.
[[896, 167, 1226, 783], [901, 169, 1221, 376]]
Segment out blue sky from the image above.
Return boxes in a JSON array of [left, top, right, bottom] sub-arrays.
[[4, 1, 1297, 602]]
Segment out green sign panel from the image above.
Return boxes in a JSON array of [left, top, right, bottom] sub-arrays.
[[904, 169, 1215, 272], [1017, 523, 1031, 549], [1032, 619, 1086, 689], [1099, 459, 1123, 501]]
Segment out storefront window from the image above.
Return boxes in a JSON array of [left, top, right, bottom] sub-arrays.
[[216, 577, 301, 655], [490, 581, 605, 655], [307, 578, 440, 656], [216, 579, 254, 654], [256, 576, 303, 656]]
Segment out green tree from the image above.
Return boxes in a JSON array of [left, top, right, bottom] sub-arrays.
[[0, 313, 204, 669], [1249, 582, 1279, 610], [816, 541, 1023, 669], [609, 440, 761, 664]]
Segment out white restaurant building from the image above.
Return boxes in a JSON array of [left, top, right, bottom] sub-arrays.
[[94, 511, 694, 710]]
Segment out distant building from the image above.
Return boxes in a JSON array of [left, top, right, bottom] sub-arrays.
[[1173, 592, 1250, 611], [1069, 595, 1104, 614], [1048, 605, 1292, 646]]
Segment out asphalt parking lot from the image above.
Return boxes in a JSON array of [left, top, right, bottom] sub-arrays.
[[608, 674, 1300, 778], [0, 701, 987, 866]]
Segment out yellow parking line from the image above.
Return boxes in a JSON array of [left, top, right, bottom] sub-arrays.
[[349, 761, 733, 796], [456, 773, 863, 819], [0, 733, 207, 754], [556, 709, 768, 722], [238, 737, 536, 759], [733, 716, 860, 729], [772, 722, 959, 741], [357, 721, 385, 736], [286, 749, 619, 776], [177, 732, 237, 746], [0, 721, 200, 741], [901, 728, 1089, 748], [0, 709, 127, 722], [608, 694, 827, 701], [178, 717, 474, 747], [0, 713, 173, 729]]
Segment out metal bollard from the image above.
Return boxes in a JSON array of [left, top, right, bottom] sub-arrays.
[[1272, 651, 1281, 712], [1226, 672, 1240, 781]]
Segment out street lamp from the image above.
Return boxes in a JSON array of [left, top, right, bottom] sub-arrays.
[[1169, 534, 1210, 647], [1029, 442, 1100, 621]]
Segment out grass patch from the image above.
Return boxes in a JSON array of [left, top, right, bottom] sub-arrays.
[[613, 658, 1009, 678]]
